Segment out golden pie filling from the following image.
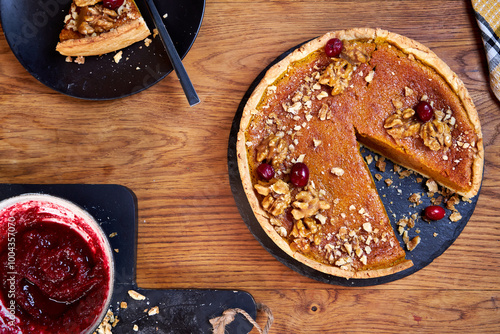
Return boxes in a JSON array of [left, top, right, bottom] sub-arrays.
[[237, 29, 483, 279]]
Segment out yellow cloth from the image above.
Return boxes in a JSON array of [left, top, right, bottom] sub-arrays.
[[472, 0, 500, 101]]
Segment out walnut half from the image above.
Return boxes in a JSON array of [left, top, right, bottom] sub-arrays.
[[420, 119, 452, 151], [254, 180, 292, 216], [318, 58, 353, 96], [291, 189, 331, 220], [384, 108, 421, 139], [256, 134, 288, 168]]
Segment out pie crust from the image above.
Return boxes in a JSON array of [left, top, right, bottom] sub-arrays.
[[237, 28, 483, 279], [56, 0, 150, 57]]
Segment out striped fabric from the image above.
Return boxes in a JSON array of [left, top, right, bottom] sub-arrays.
[[472, 0, 500, 101]]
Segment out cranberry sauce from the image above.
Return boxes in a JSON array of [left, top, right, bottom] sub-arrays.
[[0, 200, 112, 334]]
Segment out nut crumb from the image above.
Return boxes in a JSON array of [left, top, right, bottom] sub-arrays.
[[148, 306, 160, 316], [113, 50, 122, 63], [406, 235, 421, 251], [449, 211, 462, 222], [408, 193, 422, 206], [426, 179, 439, 195], [128, 290, 146, 301], [120, 301, 127, 309], [375, 157, 386, 172]]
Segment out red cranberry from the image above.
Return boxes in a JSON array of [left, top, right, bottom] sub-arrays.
[[257, 163, 275, 181], [416, 101, 433, 122], [290, 163, 309, 187], [424, 205, 446, 221], [325, 38, 343, 57], [103, 0, 124, 10]]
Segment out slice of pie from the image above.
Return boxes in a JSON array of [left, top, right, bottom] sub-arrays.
[[56, 0, 150, 57], [237, 28, 483, 279]]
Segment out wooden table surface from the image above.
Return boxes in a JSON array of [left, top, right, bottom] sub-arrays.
[[1, 0, 499, 332]]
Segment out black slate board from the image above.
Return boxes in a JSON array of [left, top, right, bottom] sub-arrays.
[[0, 184, 256, 333], [227, 42, 480, 287]]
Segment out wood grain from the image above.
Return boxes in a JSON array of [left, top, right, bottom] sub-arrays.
[[1, 0, 500, 333]]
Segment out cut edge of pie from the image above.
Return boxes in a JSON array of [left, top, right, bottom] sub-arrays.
[[56, 0, 151, 57], [236, 28, 483, 279]]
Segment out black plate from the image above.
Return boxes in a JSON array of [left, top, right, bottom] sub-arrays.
[[0, 0, 205, 100], [0, 184, 256, 333], [228, 43, 480, 286]]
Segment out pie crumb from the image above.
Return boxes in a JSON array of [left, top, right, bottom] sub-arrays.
[[75, 56, 85, 64]]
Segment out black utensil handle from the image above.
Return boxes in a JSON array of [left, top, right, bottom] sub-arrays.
[[144, 0, 200, 106]]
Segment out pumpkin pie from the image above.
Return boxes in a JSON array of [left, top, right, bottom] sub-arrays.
[[237, 28, 483, 279], [56, 0, 150, 57]]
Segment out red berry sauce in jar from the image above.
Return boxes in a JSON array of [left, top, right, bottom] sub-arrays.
[[0, 195, 113, 334]]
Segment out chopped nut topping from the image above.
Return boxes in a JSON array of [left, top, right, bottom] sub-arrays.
[[316, 91, 329, 100], [365, 70, 375, 82], [384, 108, 421, 139], [255, 180, 292, 216], [291, 189, 330, 220], [318, 103, 330, 121], [405, 86, 414, 97], [256, 134, 288, 168], [342, 42, 372, 63], [318, 58, 353, 96], [330, 167, 345, 176], [421, 119, 452, 151], [362, 223, 372, 233], [93, 309, 119, 334]]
